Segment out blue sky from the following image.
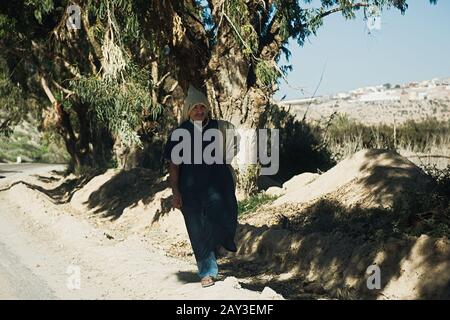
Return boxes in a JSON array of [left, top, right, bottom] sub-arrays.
[[275, 0, 450, 100]]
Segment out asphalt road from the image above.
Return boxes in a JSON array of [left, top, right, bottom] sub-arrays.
[[0, 163, 65, 179]]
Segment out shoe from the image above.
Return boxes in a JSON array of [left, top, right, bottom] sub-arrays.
[[201, 276, 215, 288], [223, 239, 237, 252]]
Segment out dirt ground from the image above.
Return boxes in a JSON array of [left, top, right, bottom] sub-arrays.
[[0, 165, 282, 300], [1, 149, 449, 299]]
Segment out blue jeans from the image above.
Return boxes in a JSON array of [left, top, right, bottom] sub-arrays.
[[181, 187, 237, 263], [197, 251, 218, 279]]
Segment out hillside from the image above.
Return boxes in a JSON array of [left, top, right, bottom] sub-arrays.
[[280, 78, 450, 125]]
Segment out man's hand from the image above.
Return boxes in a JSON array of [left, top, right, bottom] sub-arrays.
[[172, 190, 182, 209], [168, 161, 182, 209]]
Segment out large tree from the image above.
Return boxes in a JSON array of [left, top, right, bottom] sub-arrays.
[[0, 0, 177, 170], [0, 0, 437, 190]]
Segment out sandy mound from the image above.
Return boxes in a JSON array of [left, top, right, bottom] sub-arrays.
[[272, 149, 432, 209], [234, 149, 450, 299], [1, 182, 284, 299], [69, 168, 192, 254], [243, 149, 434, 228], [29, 149, 444, 299], [265, 172, 319, 196], [234, 223, 450, 299]]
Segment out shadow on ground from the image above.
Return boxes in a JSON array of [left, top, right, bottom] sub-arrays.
[[0, 167, 100, 202], [225, 150, 450, 300], [0, 169, 18, 178], [85, 168, 170, 220], [176, 271, 199, 284], [25, 169, 106, 204]]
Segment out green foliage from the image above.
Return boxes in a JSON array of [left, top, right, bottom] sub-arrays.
[[391, 191, 450, 238], [237, 164, 261, 196], [255, 60, 278, 88], [0, 0, 439, 171], [0, 14, 15, 39], [288, 194, 449, 240], [240, 24, 259, 56], [323, 114, 450, 161], [91, 0, 148, 43], [218, 0, 435, 91], [70, 65, 163, 148], [238, 192, 279, 217], [0, 58, 26, 136], [264, 104, 335, 183], [225, 0, 258, 57], [422, 164, 450, 196], [25, 0, 54, 24], [0, 121, 69, 163]]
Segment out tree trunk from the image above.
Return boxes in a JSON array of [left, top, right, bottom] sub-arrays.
[[204, 23, 269, 196]]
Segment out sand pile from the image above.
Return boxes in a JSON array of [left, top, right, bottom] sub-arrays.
[[61, 149, 448, 299], [235, 149, 450, 299], [272, 149, 433, 208], [69, 168, 188, 245]]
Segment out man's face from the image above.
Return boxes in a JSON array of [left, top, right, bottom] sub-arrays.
[[189, 104, 208, 122]]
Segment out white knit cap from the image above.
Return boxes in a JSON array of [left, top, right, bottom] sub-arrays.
[[182, 85, 210, 122]]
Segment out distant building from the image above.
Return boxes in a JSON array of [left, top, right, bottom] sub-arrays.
[[359, 92, 400, 102], [408, 91, 428, 100], [365, 86, 379, 93], [335, 93, 350, 99], [278, 97, 317, 106], [351, 88, 366, 94], [418, 92, 428, 100]]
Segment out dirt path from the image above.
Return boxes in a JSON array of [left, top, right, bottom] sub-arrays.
[[0, 165, 281, 300], [0, 163, 65, 180]]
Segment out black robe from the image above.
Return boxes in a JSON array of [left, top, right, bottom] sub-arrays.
[[163, 119, 238, 261]]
